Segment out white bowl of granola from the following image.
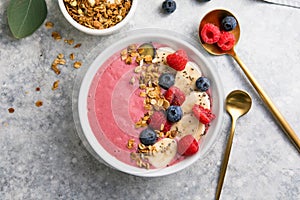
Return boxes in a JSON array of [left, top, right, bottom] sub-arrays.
[[58, 0, 137, 35]]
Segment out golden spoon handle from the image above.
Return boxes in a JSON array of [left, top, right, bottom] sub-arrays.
[[231, 52, 300, 153], [216, 116, 237, 200]]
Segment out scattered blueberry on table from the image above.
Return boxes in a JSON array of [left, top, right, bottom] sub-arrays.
[[162, 0, 177, 14]]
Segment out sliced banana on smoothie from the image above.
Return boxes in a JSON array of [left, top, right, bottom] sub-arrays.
[[152, 47, 175, 64], [181, 91, 211, 114], [170, 113, 205, 140], [174, 61, 202, 95], [148, 138, 177, 168], [153, 47, 177, 74]]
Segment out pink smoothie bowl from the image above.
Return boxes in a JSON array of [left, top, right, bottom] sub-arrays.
[[73, 29, 224, 177]]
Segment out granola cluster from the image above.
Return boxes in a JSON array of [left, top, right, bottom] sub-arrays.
[[120, 44, 153, 66], [130, 152, 151, 169], [121, 44, 180, 169], [121, 44, 171, 130], [63, 0, 132, 30], [51, 53, 66, 75], [127, 139, 157, 169]]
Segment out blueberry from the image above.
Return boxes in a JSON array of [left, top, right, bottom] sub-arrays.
[[162, 0, 176, 14], [166, 105, 183, 123], [139, 128, 157, 145], [196, 77, 210, 92], [158, 73, 175, 90], [221, 16, 237, 31]]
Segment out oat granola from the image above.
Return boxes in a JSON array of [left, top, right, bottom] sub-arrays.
[[52, 80, 60, 90], [35, 100, 43, 107], [73, 61, 82, 68], [51, 31, 62, 40], [8, 108, 15, 113], [63, 0, 132, 30], [45, 21, 54, 29]]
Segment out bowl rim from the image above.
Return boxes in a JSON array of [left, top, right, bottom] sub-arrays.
[[57, 0, 138, 35], [76, 28, 224, 177]]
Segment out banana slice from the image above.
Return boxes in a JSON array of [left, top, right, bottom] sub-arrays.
[[152, 47, 175, 64], [170, 113, 205, 140], [153, 47, 177, 74], [181, 91, 211, 114], [148, 138, 177, 168], [174, 61, 202, 95]]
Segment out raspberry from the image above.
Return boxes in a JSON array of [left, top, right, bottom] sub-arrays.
[[200, 23, 221, 44], [192, 104, 216, 124], [176, 49, 188, 59], [177, 135, 199, 156], [166, 49, 188, 71], [217, 31, 235, 51], [147, 111, 167, 131], [164, 86, 186, 106], [162, 121, 172, 133]]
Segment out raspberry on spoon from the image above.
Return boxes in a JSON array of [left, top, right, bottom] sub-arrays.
[[200, 23, 221, 44]]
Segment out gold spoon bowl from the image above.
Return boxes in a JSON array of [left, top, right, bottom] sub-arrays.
[[199, 9, 240, 56], [199, 9, 300, 153]]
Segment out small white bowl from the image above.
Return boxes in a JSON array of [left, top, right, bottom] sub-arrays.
[[58, 0, 137, 36]]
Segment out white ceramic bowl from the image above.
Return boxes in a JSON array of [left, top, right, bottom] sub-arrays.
[[58, 0, 137, 35], [75, 28, 224, 177]]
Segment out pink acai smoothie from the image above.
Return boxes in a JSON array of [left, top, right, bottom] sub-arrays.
[[87, 43, 214, 169]]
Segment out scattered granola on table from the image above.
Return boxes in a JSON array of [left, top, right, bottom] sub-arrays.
[[73, 43, 82, 48], [35, 100, 43, 107], [73, 61, 82, 69], [45, 21, 54, 29], [63, 0, 132, 30], [51, 31, 62, 40], [70, 53, 75, 60], [64, 39, 74, 45], [8, 108, 15, 113], [52, 80, 60, 90], [51, 54, 66, 75]]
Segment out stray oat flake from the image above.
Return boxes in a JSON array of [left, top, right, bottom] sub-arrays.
[[64, 39, 74, 45], [8, 108, 15, 113], [52, 80, 60, 90], [70, 53, 75, 60], [35, 100, 43, 107], [45, 21, 54, 29], [52, 31, 62, 40], [51, 54, 66, 75], [73, 61, 82, 69], [73, 43, 81, 48]]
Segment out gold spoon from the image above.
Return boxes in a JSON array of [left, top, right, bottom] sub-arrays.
[[216, 90, 252, 200], [199, 9, 300, 153]]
